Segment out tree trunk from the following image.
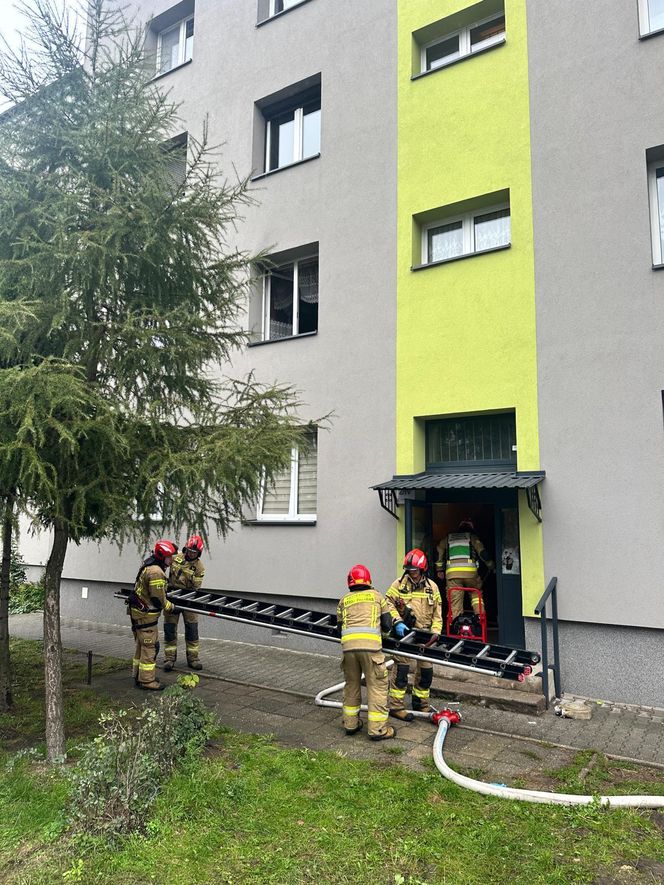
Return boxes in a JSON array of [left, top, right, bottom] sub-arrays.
[[0, 497, 14, 712], [43, 519, 69, 762]]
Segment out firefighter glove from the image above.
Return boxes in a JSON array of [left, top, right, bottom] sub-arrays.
[[394, 622, 409, 639]]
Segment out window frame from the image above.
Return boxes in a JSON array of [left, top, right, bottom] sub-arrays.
[[269, 0, 307, 16], [156, 14, 194, 76], [256, 435, 317, 523], [648, 160, 664, 266], [421, 201, 510, 265], [262, 252, 319, 342], [264, 99, 321, 173], [638, 0, 664, 36], [420, 11, 506, 73]]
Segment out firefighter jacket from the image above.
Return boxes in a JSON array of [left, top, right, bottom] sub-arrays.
[[386, 575, 442, 634], [336, 587, 395, 653], [437, 532, 492, 583], [130, 563, 174, 625], [169, 553, 205, 592]]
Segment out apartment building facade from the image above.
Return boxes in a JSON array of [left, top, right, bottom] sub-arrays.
[[21, 0, 664, 705]]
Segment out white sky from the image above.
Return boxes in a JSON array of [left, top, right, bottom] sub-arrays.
[[0, 1, 80, 51]]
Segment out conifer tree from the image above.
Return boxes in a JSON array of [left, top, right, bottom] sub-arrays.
[[0, 0, 307, 756]]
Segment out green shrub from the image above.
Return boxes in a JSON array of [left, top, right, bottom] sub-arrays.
[[7, 540, 45, 614], [68, 681, 215, 839]]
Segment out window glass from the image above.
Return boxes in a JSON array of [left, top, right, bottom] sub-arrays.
[[657, 168, 664, 258], [297, 257, 319, 334], [268, 111, 295, 171], [269, 265, 294, 339], [276, 0, 303, 11], [470, 15, 505, 50], [302, 107, 321, 159], [185, 18, 194, 61], [159, 26, 181, 75], [297, 435, 317, 515], [426, 35, 460, 70], [261, 464, 292, 514], [647, 0, 664, 30], [426, 415, 516, 467], [474, 209, 510, 251], [428, 221, 463, 263]]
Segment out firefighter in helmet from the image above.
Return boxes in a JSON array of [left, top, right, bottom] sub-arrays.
[[164, 534, 205, 671], [386, 548, 443, 720], [129, 539, 177, 691], [337, 564, 404, 741], [436, 518, 495, 629]]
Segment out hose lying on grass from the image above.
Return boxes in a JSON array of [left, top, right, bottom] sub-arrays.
[[314, 674, 664, 808]]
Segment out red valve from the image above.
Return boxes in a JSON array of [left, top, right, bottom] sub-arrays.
[[430, 708, 461, 727]]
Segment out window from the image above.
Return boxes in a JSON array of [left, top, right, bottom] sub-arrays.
[[258, 0, 309, 23], [422, 201, 510, 265], [426, 414, 516, 469], [262, 253, 318, 341], [258, 431, 317, 522], [156, 15, 194, 76], [639, 0, 664, 35], [648, 161, 664, 265], [420, 10, 505, 73], [163, 133, 187, 192], [264, 90, 320, 173]]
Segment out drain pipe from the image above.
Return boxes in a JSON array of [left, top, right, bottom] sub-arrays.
[[315, 678, 664, 808]]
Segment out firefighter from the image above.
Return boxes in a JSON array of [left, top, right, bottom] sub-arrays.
[[436, 518, 495, 626], [164, 534, 205, 671], [129, 539, 177, 691], [337, 564, 406, 741], [386, 548, 443, 720]]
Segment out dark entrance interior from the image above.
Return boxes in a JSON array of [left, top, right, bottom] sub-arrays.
[[405, 488, 525, 648]]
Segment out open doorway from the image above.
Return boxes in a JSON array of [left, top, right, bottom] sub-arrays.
[[407, 490, 525, 648]]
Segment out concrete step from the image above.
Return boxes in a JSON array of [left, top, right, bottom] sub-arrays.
[[431, 677, 546, 716]]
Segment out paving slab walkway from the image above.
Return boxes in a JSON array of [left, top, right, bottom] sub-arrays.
[[9, 613, 664, 774]]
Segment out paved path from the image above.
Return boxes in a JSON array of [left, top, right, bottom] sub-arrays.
[[10, 613, 664, 773]]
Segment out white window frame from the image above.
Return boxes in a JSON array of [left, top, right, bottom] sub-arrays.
[[420, 11, 506, 73], [256, 440, 317, 523], [422, 201, 510, 265], [156, 15, 194, 76], [638, 0, 664, 35], [264, 103, 319, 172], [648, 161, 664, 266], [262, 253, 318, 341], [269, 0, 307, 16]]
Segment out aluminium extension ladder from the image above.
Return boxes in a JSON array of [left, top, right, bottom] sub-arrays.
[[116, 587, 540, 682]]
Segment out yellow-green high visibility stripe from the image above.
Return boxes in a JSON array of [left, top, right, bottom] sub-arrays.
[[389, 687, 407, 698], [368, 711, 388, 722], [412, 686, 430, 699], [139, 662, 155, 672], [132, 658, 139, 667], [343, 705, 361, 716]]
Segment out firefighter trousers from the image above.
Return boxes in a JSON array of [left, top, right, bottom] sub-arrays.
[[448, 577, 481, 618], [341, 650, 390, 737], [163, 609, 200, 663], [388, 654, 434, 711], [132, 622, 160, 686]]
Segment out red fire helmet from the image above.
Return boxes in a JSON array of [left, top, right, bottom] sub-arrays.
[[347, 564, 372, 589], [154, 539, 178, 560], [403, 548, 428, 571], [185, 534, 204, 554]]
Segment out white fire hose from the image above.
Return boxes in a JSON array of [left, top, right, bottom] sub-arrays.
[[314, 669, 664, 808]]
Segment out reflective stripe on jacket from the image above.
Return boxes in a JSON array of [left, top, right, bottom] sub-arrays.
[[130, 563, 174, 621], [336, 587, 392, 652], [386, 575, 443, 634], [169, 553, 205, 592]]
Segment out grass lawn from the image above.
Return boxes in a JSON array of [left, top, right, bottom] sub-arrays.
[[1, 640, 663, 885]]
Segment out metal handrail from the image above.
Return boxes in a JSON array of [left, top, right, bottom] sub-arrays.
[[534, 577, 561, 709]]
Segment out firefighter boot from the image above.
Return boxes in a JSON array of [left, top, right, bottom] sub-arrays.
[[139, 681, 165, 691], [369, 726, 397, 742], [345, 720, 364, 736]]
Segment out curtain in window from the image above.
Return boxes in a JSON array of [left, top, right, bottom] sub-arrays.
[[428, 221, 463, 262], [262, 467, 292, 514], [474, 209, 510, 252], [297, 436, 317, 515]]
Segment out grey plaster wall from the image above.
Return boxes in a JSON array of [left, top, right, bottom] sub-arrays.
[[527, 0, 664, 630], [524, 618, 664, 708], [23, 0, 398, 601]]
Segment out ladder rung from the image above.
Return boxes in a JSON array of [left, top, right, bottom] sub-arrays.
[[276, 608, 294, 619], [240, 603, 260, 612], [312, 615, 331, 626], [503, 650, 517, 665], [259, 605, 277, 615], [194, 594, 212, 604], [226, 600, 243, 609], [473, 645, 492, 660], [293, 611, 312, 623], [447, 641, 465, 654], [177, 591, 199, 601]]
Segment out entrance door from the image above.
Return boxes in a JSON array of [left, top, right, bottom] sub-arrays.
[[403, 490, 525, 648]]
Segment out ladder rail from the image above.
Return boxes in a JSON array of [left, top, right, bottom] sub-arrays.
[[115, 588, 539, 682]]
